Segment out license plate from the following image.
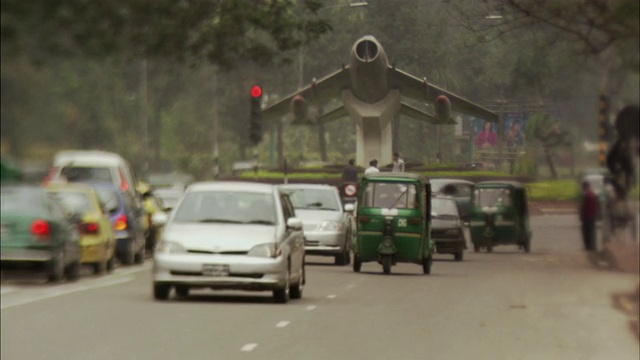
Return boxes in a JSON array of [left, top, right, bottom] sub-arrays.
[[202, 264, 229, 277]]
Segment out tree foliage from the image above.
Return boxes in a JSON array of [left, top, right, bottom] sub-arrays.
[[1, 0, 331, 68]]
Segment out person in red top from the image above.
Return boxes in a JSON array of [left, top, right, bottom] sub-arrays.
[[580, 181, 599, 251]]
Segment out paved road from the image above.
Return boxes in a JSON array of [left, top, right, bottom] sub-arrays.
[[2, 215, 638, 360]]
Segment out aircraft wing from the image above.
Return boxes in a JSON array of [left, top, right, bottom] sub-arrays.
[[261, 67, 351, 125], [399, 102, 456, 125], [389, 67, 498, 122], [316, 105, 349, 125]]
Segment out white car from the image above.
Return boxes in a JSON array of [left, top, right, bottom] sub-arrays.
[[152, 182, 305, 303], [279, 184, 355, 266]]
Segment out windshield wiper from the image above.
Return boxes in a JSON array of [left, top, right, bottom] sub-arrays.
[[197, 218, 243, 224], [245, 220, 275, 225]]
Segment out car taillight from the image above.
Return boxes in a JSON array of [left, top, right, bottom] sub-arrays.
[[114, 214, 128, 231], [81, 222, 100, 234], [31, 220, 51, 236], [118, 168, 129, 192]]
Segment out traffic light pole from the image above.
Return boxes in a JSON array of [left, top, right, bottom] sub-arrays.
[[212, 69, 220, 179], [598, 94, 609, 167]]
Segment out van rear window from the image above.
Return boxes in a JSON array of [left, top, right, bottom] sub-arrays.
[[60, 167, 113, 184]]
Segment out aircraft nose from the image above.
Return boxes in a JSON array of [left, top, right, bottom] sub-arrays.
[[355, 39, 379, 62]]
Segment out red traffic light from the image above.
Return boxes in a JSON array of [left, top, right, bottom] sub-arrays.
[[250, 85, 263, 98]]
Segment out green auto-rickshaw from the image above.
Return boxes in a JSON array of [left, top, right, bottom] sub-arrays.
[[352, 172, 434, 275], [469, 181, 532, 253]]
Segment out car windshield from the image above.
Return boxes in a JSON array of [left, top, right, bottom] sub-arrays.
[[0, 187, 48, 215], [281, 188, 340, 211], [61, 166, 113, 183], [475, 188, 513, 207], [431, 198, 459, 217], [363, 182, 418, 209], [51, 191, 95, 214], [172, 191, 277, 224]]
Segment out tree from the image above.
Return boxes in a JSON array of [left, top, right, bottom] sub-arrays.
[[1, 0, 331, 68]]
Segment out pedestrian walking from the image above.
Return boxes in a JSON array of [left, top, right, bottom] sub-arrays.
[[580, 181, 598, 251], [392, 152, 405, 172], [364, 159, 380, 175], [342, 159, 359, 183]]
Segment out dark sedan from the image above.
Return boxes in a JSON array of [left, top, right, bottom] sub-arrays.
[[431, 197, 466, 261]]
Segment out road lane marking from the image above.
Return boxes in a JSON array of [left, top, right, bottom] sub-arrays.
[[1, 276, 133, 310], [275, 321, 290, 328], [240, 343, 258, 352], [306, 305, 317, 311], [326, 294, 337, 299], [346, 284, 355, 290]]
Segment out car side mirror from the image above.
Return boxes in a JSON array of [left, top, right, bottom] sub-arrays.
[[152, 212, 169, 226], [287, 217, 303, 230], [344, 203, 356, 212]]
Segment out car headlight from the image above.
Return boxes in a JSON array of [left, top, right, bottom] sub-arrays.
[[155, 241, 187, 254], [318, 220, 343, 232], [247, 243, 282, 258]]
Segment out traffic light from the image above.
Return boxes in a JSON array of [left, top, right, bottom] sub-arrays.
[[249, 85, 263, 146]]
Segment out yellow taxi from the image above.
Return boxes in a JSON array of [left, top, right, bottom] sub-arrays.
[[47, 183, 117, 274]]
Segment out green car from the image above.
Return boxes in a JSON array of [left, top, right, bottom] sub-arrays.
[[353, 172, 434, 275], [1, 185, 82, 282]]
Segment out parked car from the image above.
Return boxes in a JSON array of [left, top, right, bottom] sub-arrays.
[[47, 183, 117, 274], [152, 182, 305, 303], [88, 182, 146, 265], [1, 185, 82, 282], [430, 178, 475, 222], [279, 184, 354, 265], [430, 197, 466, 261]]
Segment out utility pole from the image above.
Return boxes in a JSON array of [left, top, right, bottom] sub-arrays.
[[141, 59, 149, 177], [212, 68, 220, 179]]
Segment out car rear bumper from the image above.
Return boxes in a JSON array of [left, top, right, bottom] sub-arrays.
[[0, 249, 54, 262], [433, 238, 466, 254], [153, 253, 287, 290]]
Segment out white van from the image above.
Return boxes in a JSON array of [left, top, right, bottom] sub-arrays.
[[47, 150, 140, 196]]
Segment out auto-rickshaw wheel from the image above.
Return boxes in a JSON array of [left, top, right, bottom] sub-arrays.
[[422, 255, 432, 275], [382, 256, 392, 274], [353, 254, 362, 272]]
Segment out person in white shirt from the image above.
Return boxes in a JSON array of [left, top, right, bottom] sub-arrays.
[[392, 152, 405, 172], [364, 159, 380, 175]]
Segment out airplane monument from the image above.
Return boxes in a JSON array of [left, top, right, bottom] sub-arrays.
[[261, 35, 498, 166]]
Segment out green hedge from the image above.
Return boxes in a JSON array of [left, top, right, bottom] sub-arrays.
[[525, 180, 580, 201]]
